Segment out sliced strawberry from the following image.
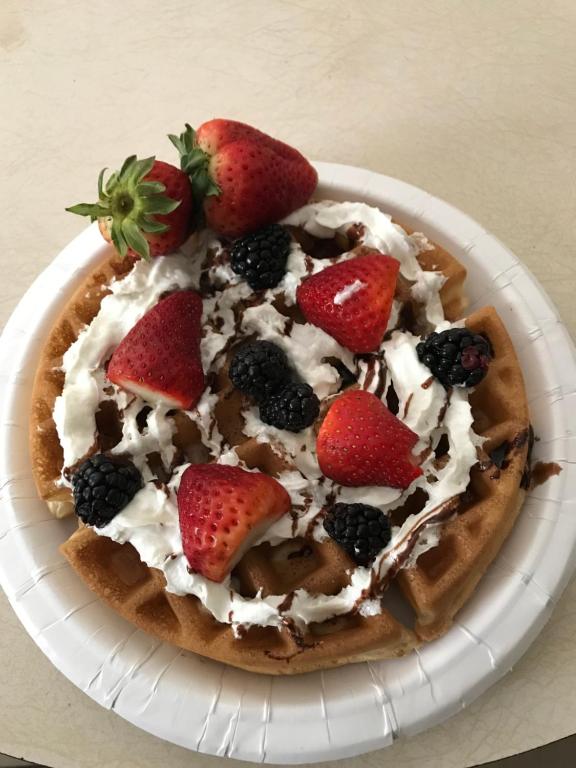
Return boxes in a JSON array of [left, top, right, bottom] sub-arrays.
[[67, 156, 193, 260], [296, 252, 399, 353], [107, 291, 204, 409], [169, 120, 317, 238], [317, 390, 422, 489], [178, 464, 291, 582]]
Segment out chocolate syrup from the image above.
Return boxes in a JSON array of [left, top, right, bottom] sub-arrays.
[[530, 461, 562, 488], [403, 393, 414, 419], [346, 223, 366, 245], [289, 508, 300, 537], [278, 592, 295, 612], [234, 624, 248, 640], [358, 356, 388, 400], [381, 496, 461, 585], [479, 426, 536, 489]]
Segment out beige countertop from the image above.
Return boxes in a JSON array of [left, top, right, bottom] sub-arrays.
[[1, 1, 576, 766]]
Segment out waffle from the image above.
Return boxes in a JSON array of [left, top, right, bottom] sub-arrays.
[[30, 253, 137, 515], [29, 221, 530, 674], [397, 306, 530, 639]]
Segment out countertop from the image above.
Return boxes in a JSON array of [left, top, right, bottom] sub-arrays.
[[1, 1, 576, 766]]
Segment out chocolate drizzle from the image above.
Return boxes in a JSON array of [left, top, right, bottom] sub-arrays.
[[234, 624, 247, 640], [278, 592, 295, 612], [324, 356, 357, 390], [480, 426, 533, 486], [517, 423, 561, 490], [489, 442, 510, 471], [436, 390, 452, 427], [374, 372, 387, 400], [152, 479, 170, 497], [531, 461, 562, 488], [289, 508, 300, 538], [346, 223, 366, 245], [403, 393, 414, 419], [304, 511, 322, 540], [377, 495, 462, 587], [358, 355, 387, 399], [520, 425, 535, 490]]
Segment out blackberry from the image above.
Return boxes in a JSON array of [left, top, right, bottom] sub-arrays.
[[230, 224, 291, 290], [72, 454, 142, 528], [323, 503, 391, 566], [259, 382, 320, 432], [416, 328, 492, 388], [229, 341, 289, 401]]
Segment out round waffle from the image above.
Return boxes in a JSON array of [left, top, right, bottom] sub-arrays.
[[29, 214, 529, 674]]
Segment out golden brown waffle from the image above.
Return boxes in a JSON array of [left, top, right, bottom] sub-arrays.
[[29, 222, 529, 674], [61, 529, 416, 674], [30, 227, 465, 512], [416, 238, 466, 322], [30, 252, 136, 515], [397, 307, 530, 640]]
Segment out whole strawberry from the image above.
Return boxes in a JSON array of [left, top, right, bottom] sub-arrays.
[[169, 119, 317, 238], [178, 463, 291, 582], [297, 251, 400, 353], [107, 290, 204, 409], [317, 390, 422, 489], [67, 156, 193, 260]]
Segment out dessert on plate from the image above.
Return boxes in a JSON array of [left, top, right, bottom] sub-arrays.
[[29, 120, 531, 674]]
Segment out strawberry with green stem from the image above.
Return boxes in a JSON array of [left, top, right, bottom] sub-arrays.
[[67, 155, 193, 260], [169, 119, 317, 238]]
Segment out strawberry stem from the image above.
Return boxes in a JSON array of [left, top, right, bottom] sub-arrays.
[[66, 155, 180, 260], [168, 124, 221, 203]]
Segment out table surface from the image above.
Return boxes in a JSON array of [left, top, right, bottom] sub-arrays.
[[1, 1, 576, 766]]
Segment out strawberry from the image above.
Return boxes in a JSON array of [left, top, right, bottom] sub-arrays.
[[168, 119, 317, 238], [317, 390, 422, 489], [67, 156, 193, 260], [296, 252, 400, 354], [178, 463, 291, 582], [107, 291, 204, 409]]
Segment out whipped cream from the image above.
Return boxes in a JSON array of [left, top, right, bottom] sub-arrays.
[[53, 246, 205, 469], [242, 303, 354, 401], [54, 201, 481, 633]]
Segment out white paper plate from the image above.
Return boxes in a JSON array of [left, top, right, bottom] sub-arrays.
[[1, 163, 576, 764]]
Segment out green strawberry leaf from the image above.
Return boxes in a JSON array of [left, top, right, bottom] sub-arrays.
[[168, 124, 221, 202], [66, 202, 109, 220], [118, 155, 136, 178], [97, 168, 107, 199], [141, 196, 181, 215], [121, 218, 150, 260], [130, 156, 155, 183], [110, 218, 128, 258], [105, 171, 119, 195], [168, 124, 196, 157], [138, 180, 166, 196], [140, 218, 169, 234]]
